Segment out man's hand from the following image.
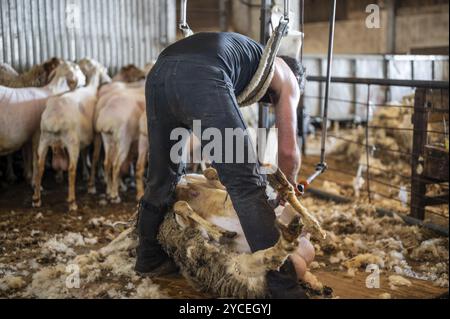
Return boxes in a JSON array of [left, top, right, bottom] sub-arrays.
[[291, 233, 316, 281]]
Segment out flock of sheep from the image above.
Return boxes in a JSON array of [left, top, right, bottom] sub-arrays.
[[0, 58, 153, 211]]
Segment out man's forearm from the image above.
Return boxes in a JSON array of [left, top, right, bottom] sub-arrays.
[[278, 147, 301, 185]]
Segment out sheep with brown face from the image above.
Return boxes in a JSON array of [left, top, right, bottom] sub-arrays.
[[0, 57, 62, 88], [112, 64, 146, 83]]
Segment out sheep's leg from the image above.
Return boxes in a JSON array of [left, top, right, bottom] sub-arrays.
[[5, 155, 17, 183], [128, 159, 136, 187], [110, 138, 131, 204], [233, 216, 303, 277], [80, 148, 90, 182], [88, 133, 101, 195], [102, 134, 113, 199], [22, 142, 32, 184], [268, 169, 326, 239], [119, 177, 128, 193], [203, 167, 226, 190], [31, 131, 41, 188], [32, 139, 49, 208], [99, 227, 135, 256], [66, 142, 80, 212], [136, 136, 148, 201], [173, 201, 237, 243]]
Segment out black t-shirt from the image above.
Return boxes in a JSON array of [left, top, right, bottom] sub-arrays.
[[159, 32, 265, 97]]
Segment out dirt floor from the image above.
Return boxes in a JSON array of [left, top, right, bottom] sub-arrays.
[[0, 173, 448, 299]]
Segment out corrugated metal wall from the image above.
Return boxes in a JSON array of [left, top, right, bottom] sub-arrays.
[[0, 0, 176, 74]]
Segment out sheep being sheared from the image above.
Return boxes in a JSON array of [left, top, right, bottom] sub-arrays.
[[156, 168, 329, 298]]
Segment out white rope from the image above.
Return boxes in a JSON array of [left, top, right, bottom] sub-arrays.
[[237, 18, 289, 107]]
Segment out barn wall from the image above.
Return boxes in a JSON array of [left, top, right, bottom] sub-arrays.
[[0, 0, 176, 74], [302, 1, 449, 55], [231, 0, 300, 41], [396, 5, 449, 54], [178, 0, 230, 33]]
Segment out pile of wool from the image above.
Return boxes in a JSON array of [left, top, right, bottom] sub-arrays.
[[410, 239, 449, 261], [24, 229, 166, 299], [40, 232, 98, 263], [0, 275, 26, 292], [388, 275, 412, 290], [330, 98, 415, 192], [304, 198, 449, 288]]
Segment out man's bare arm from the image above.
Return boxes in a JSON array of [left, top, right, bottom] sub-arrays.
[[270, 58, 301, 186]]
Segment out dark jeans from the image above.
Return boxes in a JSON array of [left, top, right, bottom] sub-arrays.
[[138, 56, 304, 298]]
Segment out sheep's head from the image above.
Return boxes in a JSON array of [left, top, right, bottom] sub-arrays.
[[43, 57, 62, 78], [49, 61, 86, 91], [24, 57, 62, 86], [113, 64, 146, 83], [78, 58, 112, 86]]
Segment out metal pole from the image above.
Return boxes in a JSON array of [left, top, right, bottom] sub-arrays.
[[284, 0, 290, 20], [259, 0, 271, 129], [365, 84, 372, 203], [219, 0, 229, 32], [180, 0, 188, 28], [319, 0, 337, 164], [299, 0, 304, 61]]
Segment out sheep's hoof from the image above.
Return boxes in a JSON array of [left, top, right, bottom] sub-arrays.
[[110, 196, 121, 204], [68, 201, 78, 212], [88, 186, 97, 195], [32, 199, 42, 208], [204, 168, 219, 181], [120, 183, 128, 192], [218, 230, 238, 244], [277, 215, 303, 243]]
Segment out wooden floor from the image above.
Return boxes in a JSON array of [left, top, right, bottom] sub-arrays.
[[152, 270, 448, 299], [316, 271, 448, 299]]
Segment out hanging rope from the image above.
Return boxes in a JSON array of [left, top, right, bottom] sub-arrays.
[[237, 0, 290, 106], [237, 17, 289, 106]]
